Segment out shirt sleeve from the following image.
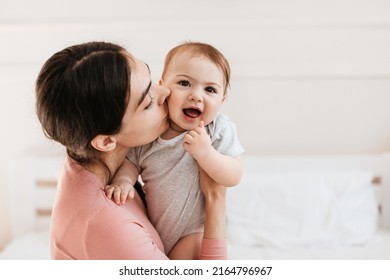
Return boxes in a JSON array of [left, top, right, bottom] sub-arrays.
[[199, 238, 228, 260], [209, 113, 245, 157]]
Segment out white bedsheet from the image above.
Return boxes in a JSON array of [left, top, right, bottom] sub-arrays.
[[227, 172, 379, 248], [228, 230, 390, 260], [225, 165, 390, 260], [1, 229, 389, 260], [0, 231, 50, 260]]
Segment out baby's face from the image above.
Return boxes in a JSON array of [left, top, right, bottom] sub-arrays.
[[162, 53, 225, 132]]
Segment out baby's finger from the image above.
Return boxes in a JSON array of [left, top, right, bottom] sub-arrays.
[[188, 130, 199, 138], [113, 189, 122, 205], [105, 186, 114, 199], [183, 133, 193, 143], [195, 121, 207, 134], [120, 192, 128, 205]]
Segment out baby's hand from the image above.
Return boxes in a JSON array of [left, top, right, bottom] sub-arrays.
[[105, 179, 135, 205], [183, 121, 212, 160]]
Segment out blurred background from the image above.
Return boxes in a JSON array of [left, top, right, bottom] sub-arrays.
[[0, 0, 389, 250]]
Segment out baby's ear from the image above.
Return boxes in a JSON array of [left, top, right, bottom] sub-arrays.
[[222, 93, 227, 103]]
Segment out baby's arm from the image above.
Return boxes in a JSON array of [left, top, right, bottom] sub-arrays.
[[105, 158, 140, 205], [183, 121, 243, 187]]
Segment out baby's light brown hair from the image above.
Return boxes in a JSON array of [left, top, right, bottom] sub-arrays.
[[162, 42, 231, 95]]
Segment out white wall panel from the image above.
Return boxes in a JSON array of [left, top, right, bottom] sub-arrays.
[[1, 0, 390, 22], [1, 20, 390, 77], [222, 78, 390, 154]]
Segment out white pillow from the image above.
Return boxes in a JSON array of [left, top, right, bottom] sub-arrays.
[[226, 171, 378, 248]]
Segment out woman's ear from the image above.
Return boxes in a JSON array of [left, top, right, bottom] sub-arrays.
[[91, 135, 117, 152]]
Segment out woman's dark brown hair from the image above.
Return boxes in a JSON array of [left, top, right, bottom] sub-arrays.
[[36, 41, 133, 166]]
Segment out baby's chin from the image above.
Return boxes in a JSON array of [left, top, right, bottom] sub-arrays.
[[180, 123, 198, 131], [169, 117, 212, 131], [183, 121, 211, 131], [167, 120, 188, 132]]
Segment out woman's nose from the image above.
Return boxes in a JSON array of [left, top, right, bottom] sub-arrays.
[[156, 84, 171, 105]]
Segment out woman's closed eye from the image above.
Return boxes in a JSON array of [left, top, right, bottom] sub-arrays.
[[145, 94, 155, 110]]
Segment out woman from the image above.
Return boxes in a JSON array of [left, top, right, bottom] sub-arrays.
[[36, 41, 227, 259]]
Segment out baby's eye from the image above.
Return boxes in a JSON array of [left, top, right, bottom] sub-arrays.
[[178, 80, 190, 87], [205, 86, 217, 94]]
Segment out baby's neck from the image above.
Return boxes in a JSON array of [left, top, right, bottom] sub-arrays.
[[161, 124, 186, 140]]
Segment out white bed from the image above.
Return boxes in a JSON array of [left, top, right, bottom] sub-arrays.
[[1, 153, 390, 259], [227, 154, 390, 259]]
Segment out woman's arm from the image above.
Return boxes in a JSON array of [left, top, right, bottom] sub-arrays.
[[200, 167, 227, 239], [198, 167, 228, 260]]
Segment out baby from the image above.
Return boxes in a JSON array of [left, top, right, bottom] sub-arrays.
[[105, 42, 244, 259]]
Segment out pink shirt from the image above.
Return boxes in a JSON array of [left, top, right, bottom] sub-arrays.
[[50, 156, 227, 260]]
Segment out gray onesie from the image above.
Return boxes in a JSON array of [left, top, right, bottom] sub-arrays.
[[128, 113, 244, 254]]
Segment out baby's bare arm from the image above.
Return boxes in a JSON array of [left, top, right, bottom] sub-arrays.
[[183, 122, 243, 187], [105, 159, 140, 204], [198, 152, 242, 187]]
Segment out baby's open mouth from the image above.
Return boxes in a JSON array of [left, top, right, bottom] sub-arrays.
[[183, 108, 202, 118]]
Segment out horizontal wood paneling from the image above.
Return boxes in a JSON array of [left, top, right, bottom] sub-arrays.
[[1, 20, 389, 79], [1, 0, 390, 22]]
